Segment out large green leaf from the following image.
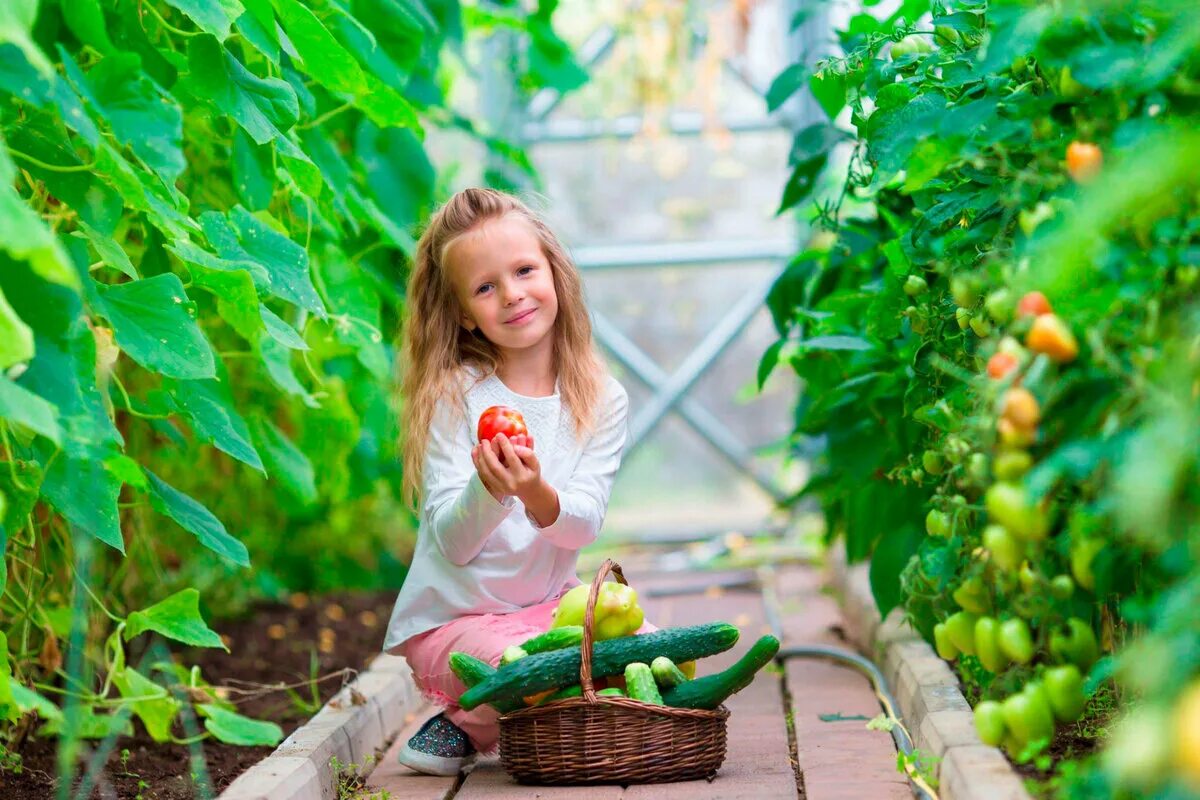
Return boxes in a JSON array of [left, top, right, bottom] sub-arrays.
[[183, 35, 299, 146], [168, 378, 264, 471], [198, 703, 282, 746], [164, 0, 245, 39], [189, 266, 262, 341], [81, 52, 185, 183], [112, 667, 180, 743], [0, 140, 79, 289], [0, 44, 99, 144], [93, 274, 217, 380], [40, 454, 124, 552], [0, 376, 62, 444], [143, 470, 251, 566], [124, 588, 227, 649], [199, 208, 326, 316], [0, 286, 32, 370], [258, 337, 319, 408], [0, 0, 51, 74], [249, 416, 317, 506], [76, 222, 137, 279], [313, 244, 388, 378], [270, 0, 367, 94]]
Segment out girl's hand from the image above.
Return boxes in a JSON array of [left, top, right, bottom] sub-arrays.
[[473, 432, 540, 502]]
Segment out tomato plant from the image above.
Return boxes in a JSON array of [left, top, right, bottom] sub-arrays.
[[764, 0, 1200, 793]]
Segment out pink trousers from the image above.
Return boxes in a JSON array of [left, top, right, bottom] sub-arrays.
[[399, 597, 657, 754]]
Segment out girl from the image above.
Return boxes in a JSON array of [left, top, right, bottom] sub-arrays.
[[382, 188, 650, 775]]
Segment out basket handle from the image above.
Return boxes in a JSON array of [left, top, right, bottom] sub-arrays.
[[579, 558, 627, 703]]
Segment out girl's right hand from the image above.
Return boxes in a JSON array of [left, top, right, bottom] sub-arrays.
[[472, 434, 534, 501]]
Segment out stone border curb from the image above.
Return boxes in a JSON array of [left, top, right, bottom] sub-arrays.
[[218, 653, 424, 800], [828, 543, 1031, 800]]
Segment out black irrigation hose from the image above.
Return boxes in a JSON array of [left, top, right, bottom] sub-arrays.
[[757, 568, 939, 800]]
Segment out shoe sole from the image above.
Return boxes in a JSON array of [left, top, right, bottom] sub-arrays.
[[396, 744, 477, 777]]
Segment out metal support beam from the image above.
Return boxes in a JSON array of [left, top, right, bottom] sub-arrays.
[[574, 238, 795, 270], [592, 311, 788, 504], [526, 26, 618, 121], [626, 272, 778, 453], [522, 110, 783, 143]]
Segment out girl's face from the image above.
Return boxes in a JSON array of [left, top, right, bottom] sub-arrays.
[[446, 214, 559, 354]]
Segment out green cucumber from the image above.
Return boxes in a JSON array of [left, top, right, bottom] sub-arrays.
[[448, 652, 495, 687], [624, 662, 663, 705], [651, 656, 689, 688], [518, 626, 584, 654], [447, 652, 524, 713], [540, 683, 582, 703], [458, 622, 740, 710], [662, 635, 780, 710], [597, 687, 626, 698], [500, 645, 528, 666]]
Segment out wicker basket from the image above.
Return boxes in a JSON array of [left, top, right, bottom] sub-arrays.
[[498, 559, 729, 785]]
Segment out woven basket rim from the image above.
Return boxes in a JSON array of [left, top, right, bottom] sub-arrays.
[[500, 695, 730, 721]]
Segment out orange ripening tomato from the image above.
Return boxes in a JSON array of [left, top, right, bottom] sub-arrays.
[[477, 405, 529, 450], [987, 352, 1020, 380], [1066, 141, 1102, 183], [1017, 291, 1052, 318], [1026, 314, 1079, 363], [1001, 387, 1040, 430]]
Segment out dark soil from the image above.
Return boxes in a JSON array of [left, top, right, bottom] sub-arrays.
[[3, 589, 399, 799]]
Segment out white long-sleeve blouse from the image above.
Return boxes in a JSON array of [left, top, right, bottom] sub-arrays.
[[382, 366, 630, 654]]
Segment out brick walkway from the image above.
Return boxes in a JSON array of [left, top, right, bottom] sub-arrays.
[[363, 563, 912, 799]]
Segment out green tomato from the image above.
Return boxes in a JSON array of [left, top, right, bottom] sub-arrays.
[[970, 316, 992, 337], [974, 700, 1007, 746], [993, 450, 1033, 481], [983, 525, 1022, 572], [955, 307, 973, 331], [1102, 707, 1173, 791], [926, 509, 951, 538], [922, 450, 946, 476], [1002, 686, 1055, 745], [974, 616, 1008, 673], [998, 618, 1035, 665], [1018, 561, 1039, 592], [966, 453, 989, 484], [1043, 664, 1086, 723], [944, 436, 970, 465], [904, 275, 929, 297], [944, 611, 979, 656], [890, 38, 914, 60], [1050, 618, 1099, 670], [935, 24, 961, 47], [985, 482, 1049, 541], [1049, 574, 1075, 600], [934, 622, 960, 660], [1070, 537, 1105, 592], [951, 275, 981, 308], [984, 289, 1015, 324], [953, 577, 990, 614]]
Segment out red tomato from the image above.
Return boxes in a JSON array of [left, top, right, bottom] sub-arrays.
[[1017, 291, 1052, 318], [987, 352, 1019, 380], [477, 405, 528, 444]]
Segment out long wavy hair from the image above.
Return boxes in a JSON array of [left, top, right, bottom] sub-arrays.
[[398, 188, 607, 509]]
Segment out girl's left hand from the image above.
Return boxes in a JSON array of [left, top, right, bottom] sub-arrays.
[[474, 433, 541, 501]]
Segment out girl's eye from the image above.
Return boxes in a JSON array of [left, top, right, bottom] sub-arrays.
[[517, 265, 533, 275], [476, 283, 492, 295]]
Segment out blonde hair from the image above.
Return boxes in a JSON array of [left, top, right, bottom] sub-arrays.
[[398, 187, 607, 509]]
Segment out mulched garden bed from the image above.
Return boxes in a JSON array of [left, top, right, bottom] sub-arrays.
[[4, 589, 398, 800]]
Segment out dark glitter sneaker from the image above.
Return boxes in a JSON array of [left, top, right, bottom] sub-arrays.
[[397, 712, 477, 776]]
